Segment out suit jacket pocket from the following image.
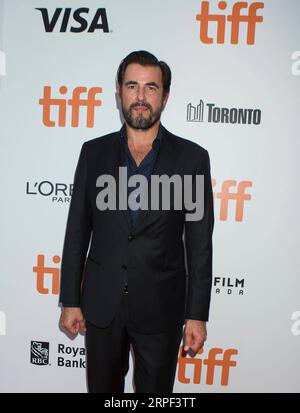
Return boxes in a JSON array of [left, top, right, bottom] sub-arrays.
[[86, 256, 101, 267], [82, 256, 103, 298], [83, 256, 102, 284]]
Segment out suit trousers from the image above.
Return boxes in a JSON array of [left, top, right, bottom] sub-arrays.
[[85, 289, 183, 393]]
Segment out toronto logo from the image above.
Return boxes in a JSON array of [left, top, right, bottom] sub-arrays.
[[187, 99, 261, 125]]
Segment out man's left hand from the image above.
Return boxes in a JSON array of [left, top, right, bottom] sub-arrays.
[[183, 319, 207, 355]]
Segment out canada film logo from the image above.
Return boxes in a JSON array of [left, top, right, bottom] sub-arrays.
[[177, 345, 238, 385], [196, 1, 264, 45], [214, 276, 245, 295], [36, 7, 110, 33], [187, 99, 261, 125], [39, 86, 102, 127], [31, 341, 49, 365], [26, 180, 73, 203]]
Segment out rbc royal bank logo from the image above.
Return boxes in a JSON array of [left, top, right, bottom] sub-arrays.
[[31, 341, 50, 366]]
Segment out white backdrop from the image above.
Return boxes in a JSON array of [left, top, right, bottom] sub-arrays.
[[0, 0, 300, 393]]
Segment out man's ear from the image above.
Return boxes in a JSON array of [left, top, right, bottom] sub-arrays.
[[116, 84, 122, 102], [162, 92, 170, 109]]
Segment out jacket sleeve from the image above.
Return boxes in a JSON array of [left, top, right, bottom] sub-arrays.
[[184, 149, 214, 321], [59, 143, 92, 306]]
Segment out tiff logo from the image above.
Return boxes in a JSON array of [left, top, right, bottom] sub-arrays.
[[0, 50, 6, 76], [178, 345, 238, 385], [291, 51, 300, 76], [196, 1, 264, 45], [39, 86, 102, 128], [36, 8, 110, 33], [291, 311, 300, 336], [212, 179, 252, 222], [0, 311, 6, 336], [33, 254, 60, 295]]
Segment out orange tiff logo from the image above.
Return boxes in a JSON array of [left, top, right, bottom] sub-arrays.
[[39, 85, 102, 127], [178, 345, 238, 385], [212, 179, 252, 221], [33, 254, 60, 294], [196, 1, 264, 45]]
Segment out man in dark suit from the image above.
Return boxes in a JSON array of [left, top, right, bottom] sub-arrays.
[[59, 50, 214, 393]]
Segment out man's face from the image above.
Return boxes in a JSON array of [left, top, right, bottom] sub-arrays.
[[118, 63, 169, 130]]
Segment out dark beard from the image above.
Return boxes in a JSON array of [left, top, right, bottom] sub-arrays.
[[121, 101, 164, 130]]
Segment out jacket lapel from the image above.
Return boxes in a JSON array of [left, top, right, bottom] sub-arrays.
[[109, 133, 132, 233]]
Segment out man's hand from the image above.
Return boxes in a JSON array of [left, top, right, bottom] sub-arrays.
[[183, 319, 207, 355], [59, 307, 86, 336]]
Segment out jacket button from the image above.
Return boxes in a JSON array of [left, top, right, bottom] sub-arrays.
[[121, 264, 127, 270], [128, 234, 134, 241]]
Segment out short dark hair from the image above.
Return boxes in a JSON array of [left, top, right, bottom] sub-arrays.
[[117, 50, 171, 96]]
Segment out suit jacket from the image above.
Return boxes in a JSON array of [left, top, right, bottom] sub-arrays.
[[60, 125, 214, 334]]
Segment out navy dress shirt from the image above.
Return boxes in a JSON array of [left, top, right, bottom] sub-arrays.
[[120, 124, 163, 228]]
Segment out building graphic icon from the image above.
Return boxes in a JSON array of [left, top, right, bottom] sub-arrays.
[[187, 100, 204, 122]]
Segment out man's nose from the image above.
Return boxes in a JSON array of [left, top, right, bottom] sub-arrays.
[[137, 86, 146, 101]]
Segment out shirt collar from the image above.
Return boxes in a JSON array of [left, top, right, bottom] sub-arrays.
[[120, 123, 163, 148]]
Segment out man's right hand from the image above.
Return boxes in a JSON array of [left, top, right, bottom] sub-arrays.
[[59, 307, 86, 336]]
